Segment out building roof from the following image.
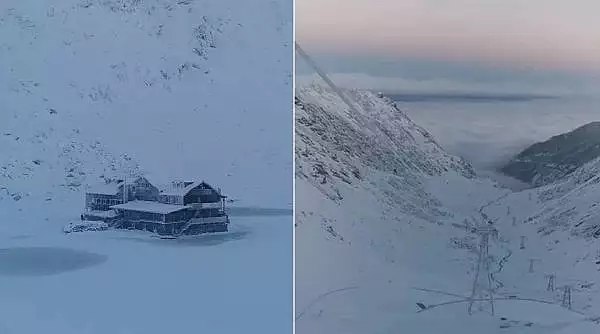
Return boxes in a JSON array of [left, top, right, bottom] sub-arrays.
[[159, 181, 203, 197], [85, 210, 118, 218], [86, 182, 123, 196], [158, 181, 222, 196], [111, 201, 189, 214]]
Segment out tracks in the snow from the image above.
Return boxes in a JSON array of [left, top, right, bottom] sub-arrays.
[[295, 286, 360, 321]]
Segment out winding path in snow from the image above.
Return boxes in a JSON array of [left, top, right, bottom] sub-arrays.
[[491, 247, 512, 291]]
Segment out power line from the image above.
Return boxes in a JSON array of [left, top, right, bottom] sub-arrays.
[[294, 42, 362, 116], [294, 42, 427, 176]]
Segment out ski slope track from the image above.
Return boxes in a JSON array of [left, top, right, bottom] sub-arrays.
[[0, 1, 292, 333], [295, 84, 600, 333]]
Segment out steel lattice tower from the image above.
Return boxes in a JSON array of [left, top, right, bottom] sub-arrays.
[[467, 225, 497, 315]]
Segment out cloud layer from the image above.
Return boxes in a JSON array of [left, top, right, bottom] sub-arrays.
[[401, 98, 600, 170], [297, 0, 600, 72], [296, 72, 600, 98]]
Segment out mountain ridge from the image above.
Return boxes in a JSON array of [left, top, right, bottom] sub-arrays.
[[500, 121, 600, 187]]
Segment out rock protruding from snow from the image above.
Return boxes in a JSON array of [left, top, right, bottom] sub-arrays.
[[63, 221, 110, 234]]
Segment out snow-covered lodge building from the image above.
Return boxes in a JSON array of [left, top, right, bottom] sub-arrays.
[[83, 176, 229, 236]]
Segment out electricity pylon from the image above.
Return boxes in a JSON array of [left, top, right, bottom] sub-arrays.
[[467, 225, 497, 315]]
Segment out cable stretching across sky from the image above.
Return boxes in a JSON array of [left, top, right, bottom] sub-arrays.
[[295, 42, 427, 176]]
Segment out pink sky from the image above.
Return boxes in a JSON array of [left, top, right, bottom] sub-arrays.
[[296, 0, 600, 72]]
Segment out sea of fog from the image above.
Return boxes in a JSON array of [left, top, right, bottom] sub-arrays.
[[394, 95, 599, 188]]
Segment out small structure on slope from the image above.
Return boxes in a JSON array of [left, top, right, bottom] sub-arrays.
[[82, 176, 229, 236]]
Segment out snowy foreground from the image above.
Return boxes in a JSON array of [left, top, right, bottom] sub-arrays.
[[295, 85, 600, 333], [0, 210, 292, 334]]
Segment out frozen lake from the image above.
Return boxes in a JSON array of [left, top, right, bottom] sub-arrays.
[[0, 211, 292, 334], [0, 247, 107, 276], [227, 206, 293, 217]]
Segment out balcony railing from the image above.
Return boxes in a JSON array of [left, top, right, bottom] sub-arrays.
[[188, 216, 229, 225], [188, 202, 222, 209]]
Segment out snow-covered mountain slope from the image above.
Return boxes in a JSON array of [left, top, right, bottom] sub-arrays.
[[0, 110, 141, 233], [484, 156, 600, 239], [1, 0, 292, 209], [473, 157, 600, 332], [295, 84, 476, 224], [501, 122, 600, 187], [295, 84, 600, 334], [486, 155, 600, 239]]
